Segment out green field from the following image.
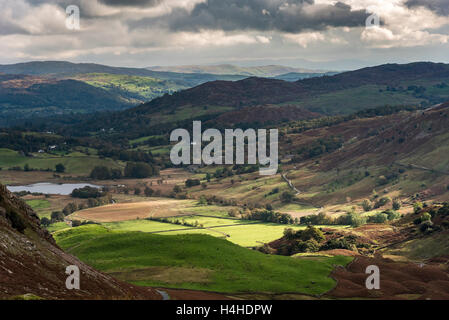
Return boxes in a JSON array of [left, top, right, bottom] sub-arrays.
[[0, 148, 122, 175], [99, 215, 307, 247], [25, 199, 53, 218], [103, 219, 192, 233], [161, 222, 306, 247], [74, 73, 184, 102], [25, 199, 51, 210], [46, 222, 71, 233], [54, 225, 352, 294]]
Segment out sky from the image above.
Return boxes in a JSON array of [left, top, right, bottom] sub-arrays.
[[0, 0, 448, 70]]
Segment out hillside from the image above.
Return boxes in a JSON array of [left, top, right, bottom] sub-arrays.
[[180, 103, 449, 209], [0, 183, 160, 299], [0, 74, 132, 126], [54, 224, 352, 294]]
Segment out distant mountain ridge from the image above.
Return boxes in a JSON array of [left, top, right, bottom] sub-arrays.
[[0, 61, 246, 86], [147, 64, 332, 77]]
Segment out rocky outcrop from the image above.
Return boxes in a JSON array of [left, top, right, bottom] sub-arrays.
[[0, 184, 160, 300]]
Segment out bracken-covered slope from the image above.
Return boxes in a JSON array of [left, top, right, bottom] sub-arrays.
[[0, 184, 160, 300]]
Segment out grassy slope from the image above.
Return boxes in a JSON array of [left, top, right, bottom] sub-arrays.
[[385, 230, 449, 261], [54, 225, 352, 294]]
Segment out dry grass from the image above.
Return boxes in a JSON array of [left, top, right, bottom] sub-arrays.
[[71, 198, 197, 222]]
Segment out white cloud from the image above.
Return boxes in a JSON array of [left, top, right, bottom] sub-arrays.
[[0, 0, 448, 67]]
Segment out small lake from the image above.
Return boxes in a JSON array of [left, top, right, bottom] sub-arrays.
[[7, 183, 102, 195]]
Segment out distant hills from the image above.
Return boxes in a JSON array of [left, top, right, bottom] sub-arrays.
[[0, 61, 248, 125], [0, 61, 337, 126], [0, 61, 245, 85], [147, 64, 333, 77], [132, 62, 449, 116], [2, 61, 449, 134], [37, 62, 449, 138], [0, 74, 131, 126]]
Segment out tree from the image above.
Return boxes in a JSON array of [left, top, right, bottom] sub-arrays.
[[51, 211, 65, 223], [414, 201, 423, 214], [384, 209, 400, 221], [392, 199, 402, 210], [40, 217, 51, 227], [373, 197, 391, 209], [421, 212, 432, 222], [185, 179, 201, 188], [144, 186, 154, 197], [300, 226, 325, 242], [362, 199, 372, 212], [63, 203, 77, 216], [347, 212, 366, 227], [371, 213, 388, 223], [124, 162, 156, 178], [206, 173, 211, 182], [90, 166, 111, 180], [134, 187, 141, 195], [280, 191, 295, 203], [173, 185, 182, 194], [198, 195, 207, 206], [55, 163, 65, 173], [71, 186, 102, 199]]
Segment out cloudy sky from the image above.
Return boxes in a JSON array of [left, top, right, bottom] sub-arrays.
[[0, 0, 448, 70]]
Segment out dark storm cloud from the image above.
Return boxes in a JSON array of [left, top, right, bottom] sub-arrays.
[[405, 0, 449, 16], [98, 0, 162, 7], [131, 0, 370, 33]]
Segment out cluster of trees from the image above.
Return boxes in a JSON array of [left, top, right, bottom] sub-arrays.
[[292, 136, 343, 161], [300, 209, 401, 228], [124, 162, 158, 178], [98, 149, 154, 163], [90, 166, 123, 180], [90, 162, 159, 180], [240, 209, 295, 225], [266, 227, 369, 256], [185, 179, 201, 188], [210, 165, 259, 180], [367, 209, 401, 223], [9, 163, 65, 173], [71, 186, 103, 199], [411, 203, 449, 233], [362, 197, 401, 212]]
